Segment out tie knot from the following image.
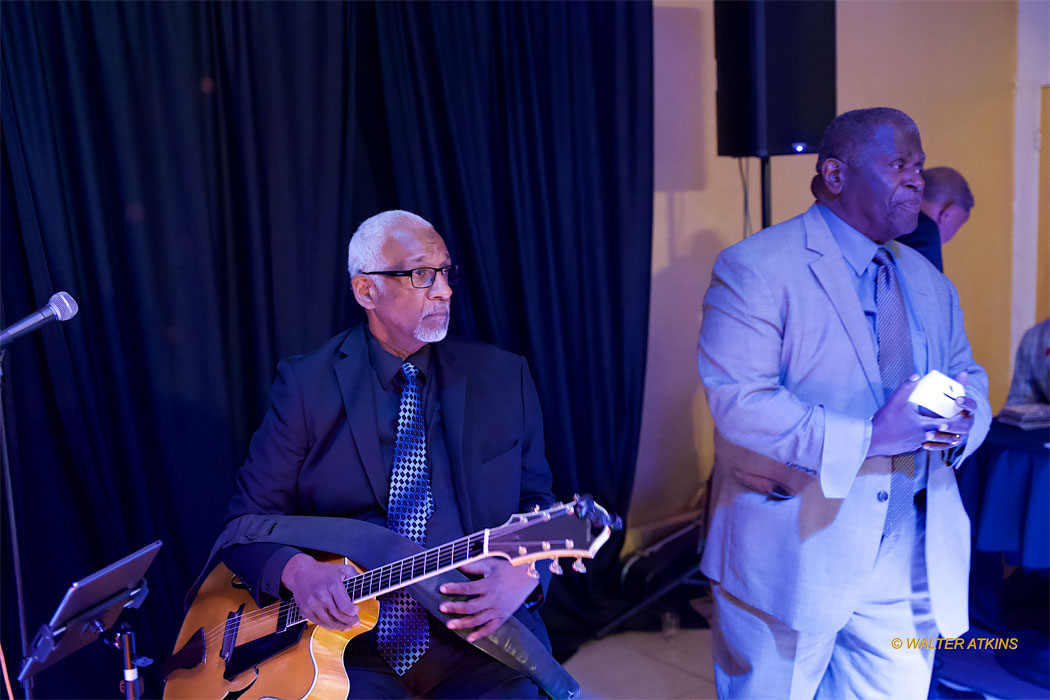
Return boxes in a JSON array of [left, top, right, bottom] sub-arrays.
[[401, 362, 419, 385], [873, 247, 893, 267]]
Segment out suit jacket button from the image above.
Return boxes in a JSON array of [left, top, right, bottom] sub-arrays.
[[877, 490, 889, 502]]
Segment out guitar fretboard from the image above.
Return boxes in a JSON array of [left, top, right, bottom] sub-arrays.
[[283, 532, 488, 627]]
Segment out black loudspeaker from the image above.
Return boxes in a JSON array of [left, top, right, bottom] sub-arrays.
[[714, 0, 836, 158]]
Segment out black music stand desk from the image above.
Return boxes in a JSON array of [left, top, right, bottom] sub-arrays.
[[18, 540, 162, 693]]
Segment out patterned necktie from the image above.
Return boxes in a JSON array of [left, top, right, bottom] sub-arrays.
[[376, 362, 434, 675], [873, 247, 916, 536]]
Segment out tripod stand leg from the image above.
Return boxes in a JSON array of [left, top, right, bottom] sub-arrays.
[[117, 625, 139, 700]]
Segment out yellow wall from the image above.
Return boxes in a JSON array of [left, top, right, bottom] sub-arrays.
[[630, 0, 1018, 537], [1038, 85, 1049, 323]]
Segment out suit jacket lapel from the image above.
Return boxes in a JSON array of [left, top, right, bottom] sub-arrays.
[[434, 341, 473, 533], [335, 326, 390, 509], [802, 205, 883, 405]]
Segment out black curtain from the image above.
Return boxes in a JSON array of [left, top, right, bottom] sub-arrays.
[[0, 2, 652, 697]]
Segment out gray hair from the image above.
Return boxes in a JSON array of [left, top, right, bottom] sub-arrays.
[[923, 167, 974, 211], [347, 210, 434, 278], [816, 107, 920, 173]]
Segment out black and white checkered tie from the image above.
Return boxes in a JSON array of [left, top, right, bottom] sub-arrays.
[[874, 247, 916, 536], [376, 362, 434, 675]]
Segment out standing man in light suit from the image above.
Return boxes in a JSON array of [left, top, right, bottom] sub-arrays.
[[697, 108, 992, 698]]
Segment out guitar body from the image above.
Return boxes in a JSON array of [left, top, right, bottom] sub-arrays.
[[161, 498, 615, 699], [163, 555, 378, 700]]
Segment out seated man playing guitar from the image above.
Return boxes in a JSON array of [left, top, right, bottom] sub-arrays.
[[210, 210, 562, 698]]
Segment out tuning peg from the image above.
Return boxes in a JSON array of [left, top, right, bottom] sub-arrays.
[[527, 562, 540, 579], [572, 558, 587, 574], [549, 559, 563, 575]]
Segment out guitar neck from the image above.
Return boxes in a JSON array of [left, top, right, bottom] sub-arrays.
[[282, 531, 489, 628], [275, 498, 611, 632], [347, 532, 489, 602]]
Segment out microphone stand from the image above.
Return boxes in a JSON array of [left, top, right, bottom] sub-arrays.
[[0, 350, 33, 698]]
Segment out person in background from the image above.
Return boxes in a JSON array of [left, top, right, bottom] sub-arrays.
[[896, 166, 974, 272], [699, 108, 992, 698], [1005, 317, 1050, 405]]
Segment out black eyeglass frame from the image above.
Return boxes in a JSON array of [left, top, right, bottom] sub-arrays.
[[361, 264, 459, 289]]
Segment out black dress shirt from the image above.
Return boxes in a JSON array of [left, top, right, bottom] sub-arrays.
[[364, 327, 466, 547]]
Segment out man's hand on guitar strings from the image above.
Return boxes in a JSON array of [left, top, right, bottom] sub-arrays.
[[438, 557, 540, 642], [281, 553, 360, 631]]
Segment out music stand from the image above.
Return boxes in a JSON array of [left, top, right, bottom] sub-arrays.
[[18, 540, 162, 698]]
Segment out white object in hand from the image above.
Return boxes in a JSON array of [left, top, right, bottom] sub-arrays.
[[907, 370, 965, 418]]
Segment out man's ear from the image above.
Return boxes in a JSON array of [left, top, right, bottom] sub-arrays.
[[820, 158, 845, 195], [350, 275, 376, 309], [933, 200, 954, 226]]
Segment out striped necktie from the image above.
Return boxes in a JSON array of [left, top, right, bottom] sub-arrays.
[[873, 247, 916, 536], [376, 362, 434, 675]]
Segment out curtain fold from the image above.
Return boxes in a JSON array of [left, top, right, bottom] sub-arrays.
[[0, 2, 652, 695]]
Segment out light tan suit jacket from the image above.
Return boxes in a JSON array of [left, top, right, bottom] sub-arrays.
[[698, 205, 992, 637]]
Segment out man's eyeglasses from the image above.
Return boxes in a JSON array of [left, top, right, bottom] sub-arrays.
[[362, 264, 459, 289]]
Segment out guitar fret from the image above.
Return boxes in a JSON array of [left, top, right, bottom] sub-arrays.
[[438, 543, 450, 570], [346, 575, 358, 602], [372, 568, 384, 595], [337, 513, 560, 604], [364, 569, 374, 595], [412, 551, 427, 578], [359, 571, 372, 599], [422, 548, 433, 577], [174, 496, 617, 698], [382, 564, 392, 591]]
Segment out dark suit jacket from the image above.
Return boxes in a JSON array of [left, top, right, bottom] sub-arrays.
[[221, 324, 555, 638], [896, 210, 943, 271]]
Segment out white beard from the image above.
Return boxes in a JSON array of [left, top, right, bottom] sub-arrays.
[[413, 310, 450, 343]]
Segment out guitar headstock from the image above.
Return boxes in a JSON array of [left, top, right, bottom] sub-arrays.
[[485, 495, 620, 573]]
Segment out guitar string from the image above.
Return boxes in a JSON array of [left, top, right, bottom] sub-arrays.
[[197, 533, 575, 648], [197, 533, 490, 646], [194, 507, 584, 649], [199, 535, 480, 645]]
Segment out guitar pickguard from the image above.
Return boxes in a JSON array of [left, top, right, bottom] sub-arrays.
[[223, 625, 304, 680]]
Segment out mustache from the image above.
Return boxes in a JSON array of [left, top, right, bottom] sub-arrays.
[[893, 192, 921, 208], [421, 304, 450, 318]]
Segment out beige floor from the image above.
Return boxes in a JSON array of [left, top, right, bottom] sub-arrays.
[[562, 615, 1046, 700], [564, 626, 718, 700]]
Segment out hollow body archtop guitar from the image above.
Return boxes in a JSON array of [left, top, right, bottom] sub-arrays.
[[162, 496, 618, 700]]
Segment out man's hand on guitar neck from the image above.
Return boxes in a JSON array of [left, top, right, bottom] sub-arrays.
[[438, 558, 540, 643], [281, 553, 360, 631]]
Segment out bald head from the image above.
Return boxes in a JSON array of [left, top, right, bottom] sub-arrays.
[[922, 167, 973, 210], [920, 167, 973, 244]]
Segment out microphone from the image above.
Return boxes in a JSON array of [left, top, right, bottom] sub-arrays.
[[0, 292, 79, 348]]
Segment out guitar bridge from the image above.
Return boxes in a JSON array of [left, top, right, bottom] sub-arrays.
[[221, 604, 244, 662]]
